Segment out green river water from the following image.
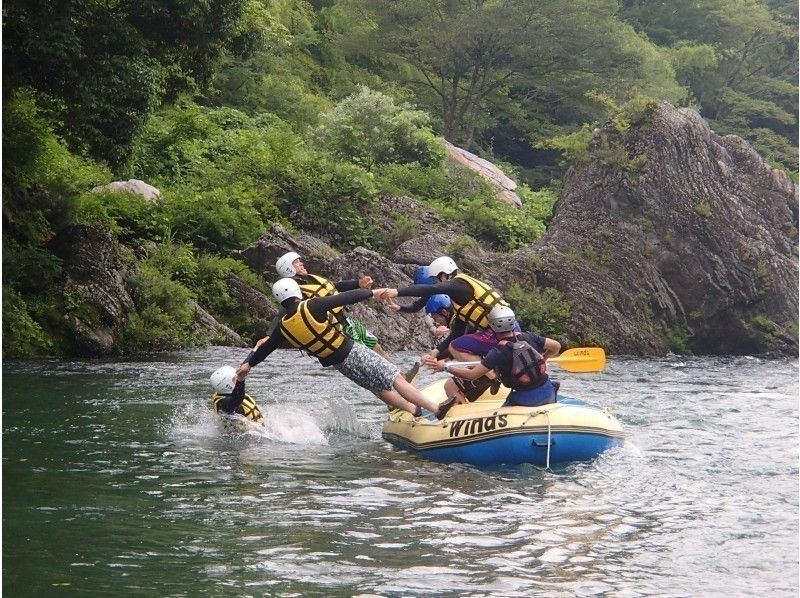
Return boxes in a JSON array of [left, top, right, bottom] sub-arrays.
[[3, 348, 798, 596]]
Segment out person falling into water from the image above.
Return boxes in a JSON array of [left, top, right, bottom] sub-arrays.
[[210, 365, 265, 425], [234, 278, 451, 419], [253, 251, 418, 382]]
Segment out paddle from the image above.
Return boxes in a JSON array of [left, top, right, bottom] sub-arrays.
[[446, 347, 607, 373]]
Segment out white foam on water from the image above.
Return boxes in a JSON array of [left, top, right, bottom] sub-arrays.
[[164, 399, 328, 446], [261, 405, 328, 445]]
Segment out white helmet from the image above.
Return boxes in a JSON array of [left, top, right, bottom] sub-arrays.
[[275, 251, 301, 277], [210, 365, 237, 394], [428, 256, 458, 278], [272, 277, 302, 303], [488, 305, 516, 333]]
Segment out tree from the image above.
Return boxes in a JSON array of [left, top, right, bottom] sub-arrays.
[[621, 0, 798, 169], [3, 0, 266, 168], [338, 0, 684, 155]]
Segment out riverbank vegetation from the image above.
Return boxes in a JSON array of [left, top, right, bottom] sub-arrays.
[[3, 0, 796, 356]]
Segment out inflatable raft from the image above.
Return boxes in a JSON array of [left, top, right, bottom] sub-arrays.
[[382, 378, 624, 466]]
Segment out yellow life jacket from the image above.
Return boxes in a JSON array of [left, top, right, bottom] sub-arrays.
[[451, 273, 509, 329], [212, 393, 265, 425], [280, 299, 347, 358], [298, 274, 344, 316]]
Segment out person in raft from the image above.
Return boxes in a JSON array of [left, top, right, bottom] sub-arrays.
[[210, 365, 265, 425], [234, 278, 450, 419], [430, 305, 562, 411], [378, 256, 516, 400], [264, 251, 417, 382]]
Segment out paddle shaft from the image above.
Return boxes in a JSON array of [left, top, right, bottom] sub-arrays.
[[444, 347, 606, 373]]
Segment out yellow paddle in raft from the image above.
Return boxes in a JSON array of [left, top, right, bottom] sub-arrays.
[[447, 347, 607, 373], [548, 347, 606, 373]]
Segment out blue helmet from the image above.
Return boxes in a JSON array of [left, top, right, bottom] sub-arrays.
[[425, 294, 451, 315], [413, 266, 435, 285]]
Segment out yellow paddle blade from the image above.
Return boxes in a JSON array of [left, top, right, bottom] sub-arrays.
[[549, 347, 606, 373]]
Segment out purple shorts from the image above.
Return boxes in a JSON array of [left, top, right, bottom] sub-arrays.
[[450, 323, 522, 357]]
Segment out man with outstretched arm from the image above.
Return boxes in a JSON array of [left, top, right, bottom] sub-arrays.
[[378, 256, 514, 401], [234, 278, 451, 419]]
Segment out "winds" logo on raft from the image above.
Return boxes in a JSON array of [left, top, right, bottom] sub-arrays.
[[449, 415, 508, 438]]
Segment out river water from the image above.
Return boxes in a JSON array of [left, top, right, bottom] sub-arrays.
[[3, 348, 797, 596]]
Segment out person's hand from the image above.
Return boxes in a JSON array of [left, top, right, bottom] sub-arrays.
[[235, 362, 251, 382], [423, 358, 446, 373], [371, 288, 389, 299], [386, 302, 401, 312], [375, 288, 398, 302], [358, 275, 374, 289], [433, 325, 449, 338]]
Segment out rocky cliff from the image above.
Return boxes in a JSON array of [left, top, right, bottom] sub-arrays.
[[506, 102, 798, 355]]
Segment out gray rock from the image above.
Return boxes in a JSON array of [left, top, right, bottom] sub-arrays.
[[91, 179, 161, 201], [49, 224, 135, 355], [444, 140, 523, 208], [507, 101, 798, 355], [193, 302, 243, 346]]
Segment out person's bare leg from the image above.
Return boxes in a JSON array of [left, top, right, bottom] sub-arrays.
[[372, 343, 393, 362], [374, 389, 419, 414], [392, 375, 440, 413], [444, 378, 468, 404]]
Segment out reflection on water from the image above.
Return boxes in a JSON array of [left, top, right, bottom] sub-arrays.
[[3, 348, 798, 596]]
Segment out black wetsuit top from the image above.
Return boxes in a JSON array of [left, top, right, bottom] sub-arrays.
[[215, 380, 247, 414]]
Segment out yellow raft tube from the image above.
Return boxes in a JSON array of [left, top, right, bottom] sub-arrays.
[[382, 378, 624, 467]]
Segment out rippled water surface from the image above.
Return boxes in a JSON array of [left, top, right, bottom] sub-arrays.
[[3, 348, 798, 596]]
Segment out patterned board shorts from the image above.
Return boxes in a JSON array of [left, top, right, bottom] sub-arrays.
[[344, 317, 378, 350], [334, 342, 400, 393]]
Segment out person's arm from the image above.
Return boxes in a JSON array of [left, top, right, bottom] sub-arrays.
[[308, 288, 375, 319], [236, 332, 284, 381], [396, 296, 429, 313], [334, 279, 360, 292], [445, 362, 491, 380], [428, 347, 499, 380], [216, 380, 246, 414], [542, 337, 561, 360], [525, 332, 561, 360], [435, 318, 466, 355]]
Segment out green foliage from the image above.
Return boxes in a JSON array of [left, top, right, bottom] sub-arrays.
[[444, 237, 480, 262], [695, 201, 712, 218], [506, 283, 572, 339], [3, 90, 112, 246], [539, 125, 596, 162], [119, 245, 200, 353], [620, 0, 798, 176], [664, 324, 693, 355], [279, 156, 378, 248], [2, 288, 53, 357], [163, 187, 281, 252], [193, 254, 273, 340], [311, 86, 445, 170], [74, 190, 169, 244]]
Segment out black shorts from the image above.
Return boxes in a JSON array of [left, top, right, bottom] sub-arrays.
[[453, 375, 498, 401]]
